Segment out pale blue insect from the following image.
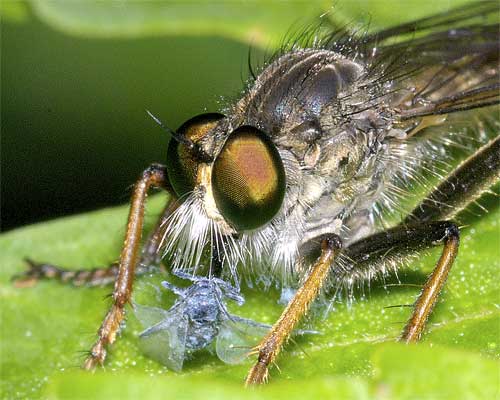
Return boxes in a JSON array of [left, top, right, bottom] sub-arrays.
[[133, 272, 294, 371]]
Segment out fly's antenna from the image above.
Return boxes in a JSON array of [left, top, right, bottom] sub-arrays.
[[146, 109, 190, 147], [146, 110, 213, 163]]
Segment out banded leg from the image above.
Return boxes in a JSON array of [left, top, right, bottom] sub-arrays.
[[12, 197, 178, 288], [341, 221, 459, 343], [83, 164, 174, 370], [245, 235, 342, 386], [13, 259, 120, 288]]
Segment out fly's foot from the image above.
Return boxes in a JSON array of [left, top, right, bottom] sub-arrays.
[[245, 360, 269, 386], [12, 259, 53, 288], [83, 344, 106, 370]]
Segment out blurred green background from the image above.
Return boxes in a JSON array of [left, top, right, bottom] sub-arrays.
[[1, 0, 474, 231], [1, 1, 265, 230]]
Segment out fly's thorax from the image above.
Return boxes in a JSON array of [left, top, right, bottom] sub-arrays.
[[231, 47, 398, 213], [233, 49, 365, 139]]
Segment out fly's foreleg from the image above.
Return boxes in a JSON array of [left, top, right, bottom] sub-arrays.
[[83, 164, 174, 369], [245, 235, 342, 386]]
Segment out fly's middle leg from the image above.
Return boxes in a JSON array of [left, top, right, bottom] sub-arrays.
[[342, 221, 460, 343]]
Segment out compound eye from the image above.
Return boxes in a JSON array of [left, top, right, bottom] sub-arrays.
[[212, 126, 286, 231], [166, 113, 224, 196]]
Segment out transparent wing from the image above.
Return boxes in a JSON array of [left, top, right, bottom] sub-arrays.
[[323, 2, 499, 121], [367, 10, 500, 120], [216, 313, 321, 365], [133, 302, 189, 372], [216, 315, 270, 365], [133, 301, 170, 328]]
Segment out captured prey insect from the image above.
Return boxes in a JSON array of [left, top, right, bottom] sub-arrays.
[[14, 1, 500, 386], [133, 271, 316, 371]]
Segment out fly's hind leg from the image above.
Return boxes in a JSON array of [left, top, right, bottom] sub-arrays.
[[341, 135, 499, 343], [398, 135, 499, 341], [341, 221, 459, 342], [82, 164, 175, 370], [245, 131, 498, 386], [245, 234, 342, 386]]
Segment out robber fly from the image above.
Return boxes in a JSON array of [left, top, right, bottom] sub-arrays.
[[133, 271, 315, 371], [15, 1, 499, 385]]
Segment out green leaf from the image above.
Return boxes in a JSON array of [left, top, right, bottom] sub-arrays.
[[372, 343, 500, 399], [1, 193, 499, 399], [28, 0, 325, 46], [1, 0, 472, 45], [0, 0, 29, 23]]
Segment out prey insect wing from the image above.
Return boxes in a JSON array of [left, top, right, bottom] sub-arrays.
[[134, 274, 319, 369], [134, 302, 189, 372], [216, 316, 271, 365], [215, 315, 319, 365]]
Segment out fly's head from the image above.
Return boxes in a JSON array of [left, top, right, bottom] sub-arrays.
[[165, 113, 287, 234], [160, 105, 294, 278]]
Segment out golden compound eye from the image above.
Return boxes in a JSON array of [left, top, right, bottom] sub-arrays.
[[212, 125, 286, 231], [166, 113, 224, 196]]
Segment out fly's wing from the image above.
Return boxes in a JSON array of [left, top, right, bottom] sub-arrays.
[[386, 6, 498, 119], [328, 1, 499, 121], [216, 315, 270, 365], [133, 302, 188, 372]]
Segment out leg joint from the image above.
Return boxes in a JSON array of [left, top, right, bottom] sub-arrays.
[[321, 234, 342, 252], [444, 222, 460, 240], [141, 164, 170, 189]]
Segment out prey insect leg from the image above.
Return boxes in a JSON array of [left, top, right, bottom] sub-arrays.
[[245, 235, 342, 386], [12, 191, 178, 288], [83, 164, 174, 370]]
